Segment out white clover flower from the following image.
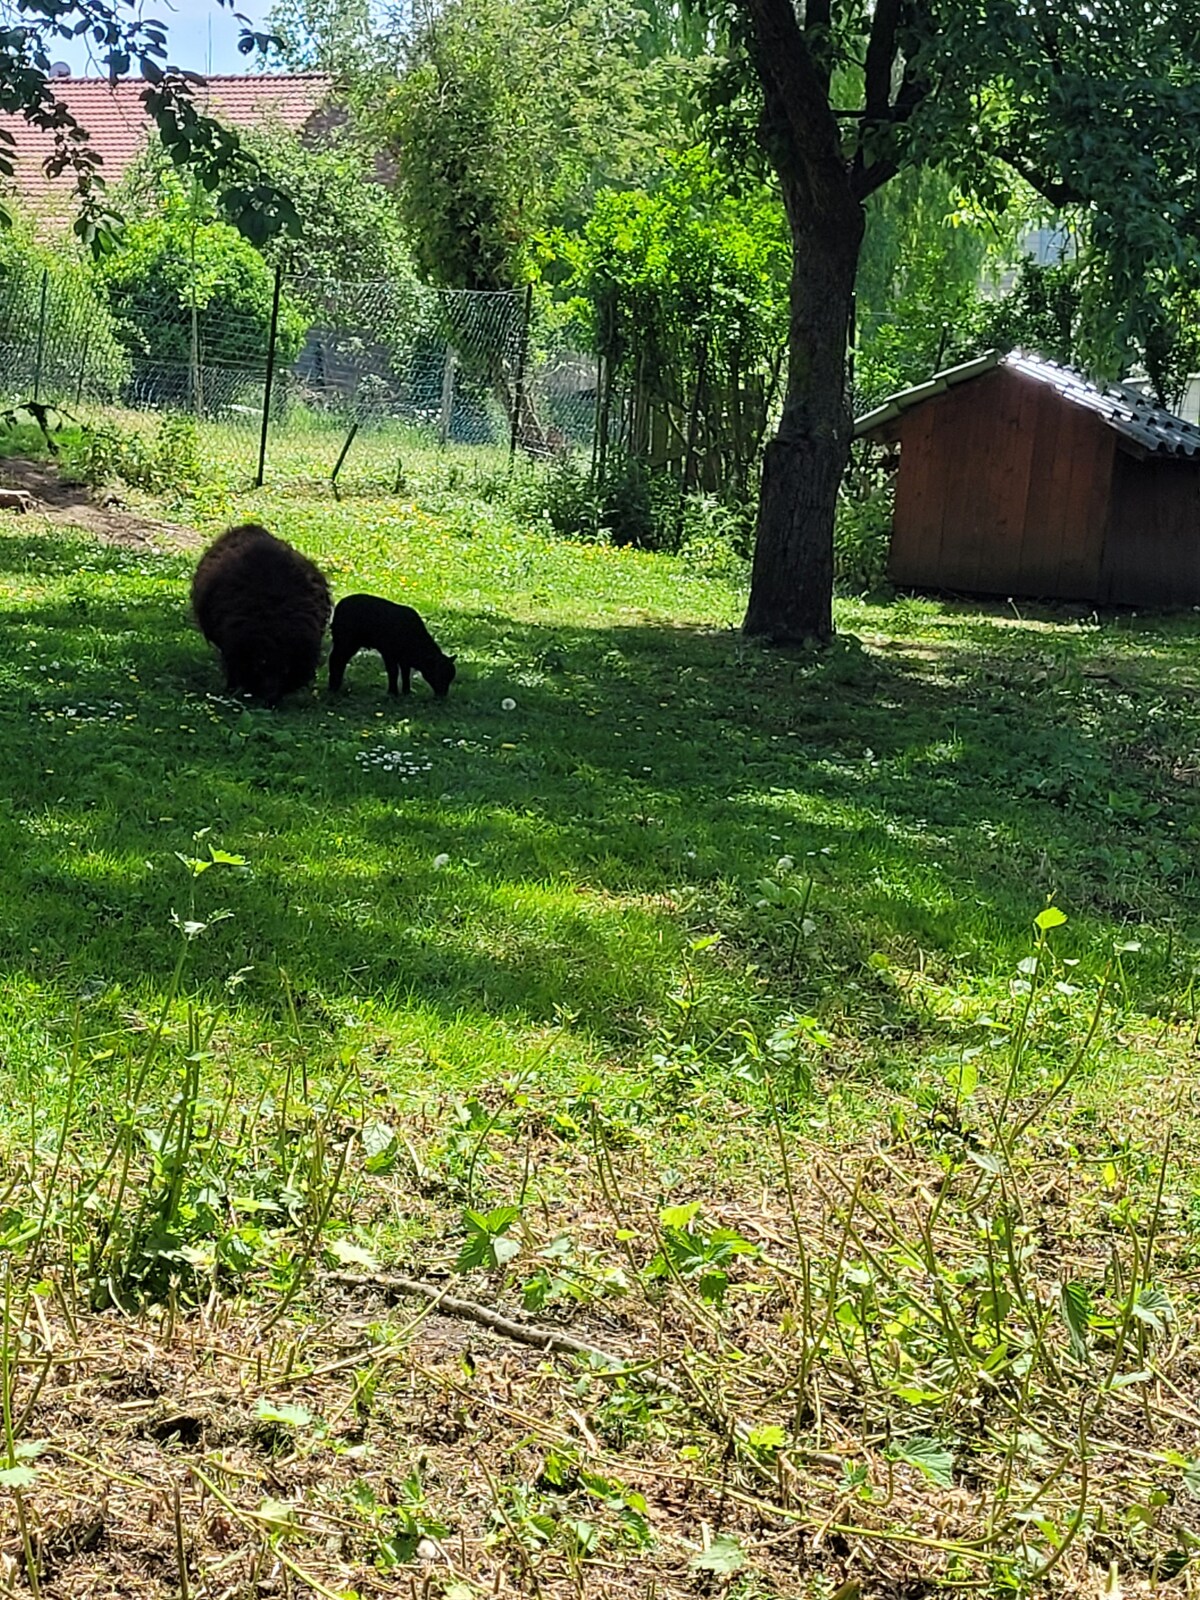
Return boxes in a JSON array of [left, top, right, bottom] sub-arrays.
[[776, 854, 795, 873], [501, 697, 517, 711], [433, 853, 451, 870]]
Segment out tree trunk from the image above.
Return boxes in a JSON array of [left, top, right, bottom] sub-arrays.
[[743, 194, 864, 643]]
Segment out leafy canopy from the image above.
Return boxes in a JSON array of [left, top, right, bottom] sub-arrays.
[[0, 0, 300, 252], [382, 0, 679, 291], [95, 169, 308, 375]]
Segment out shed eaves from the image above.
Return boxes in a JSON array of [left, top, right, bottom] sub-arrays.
[[0, 75, 332, 212], [855, 349, 1200, 458]]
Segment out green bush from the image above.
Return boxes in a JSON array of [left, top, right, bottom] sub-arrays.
[[95, 179, 308, 409], [507, 450, 756, 557], [834, 451, 895, 595], [0, 218, 130, 403], [61, 413, 202, 496]]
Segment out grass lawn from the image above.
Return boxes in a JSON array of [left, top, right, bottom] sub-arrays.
[[1, 472, 1199, 1597]]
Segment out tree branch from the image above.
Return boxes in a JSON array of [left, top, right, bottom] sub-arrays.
[[851, 43, 929, 202], [994, 143, 1085, 208], [863, 0, 900, 123], [802, 0, 832, 93], [735, 0, 849, 213]]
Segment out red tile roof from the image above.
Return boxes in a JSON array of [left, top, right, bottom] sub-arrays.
[[1, 73, 333, 213]]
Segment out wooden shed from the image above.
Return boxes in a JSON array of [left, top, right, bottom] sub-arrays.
[[856, 350, 1200, 606]]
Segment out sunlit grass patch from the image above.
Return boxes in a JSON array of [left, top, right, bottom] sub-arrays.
[[0, 497, 1199, 1592]]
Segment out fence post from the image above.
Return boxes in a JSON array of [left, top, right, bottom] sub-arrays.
[[438, 347, 456, 445], [32, 268, 48, 405], [75, 327, 91, 410], [256, 264, 283, 490], [509, 282, 533, 461]]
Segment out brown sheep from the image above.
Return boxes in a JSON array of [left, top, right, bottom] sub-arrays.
[[191, 523, 331, 706]]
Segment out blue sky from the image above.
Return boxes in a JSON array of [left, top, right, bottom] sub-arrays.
[[48, 0, 277, 78]]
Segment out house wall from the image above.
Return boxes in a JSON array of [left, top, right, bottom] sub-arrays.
[[1101, 454, 1200, 607], [886, 367, 1115, 601]]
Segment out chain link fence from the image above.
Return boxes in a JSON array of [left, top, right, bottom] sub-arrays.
[[0, 264, 603, 491]]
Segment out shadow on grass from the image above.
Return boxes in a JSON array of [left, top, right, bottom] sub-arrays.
[[2, 571, 1199, 1045]]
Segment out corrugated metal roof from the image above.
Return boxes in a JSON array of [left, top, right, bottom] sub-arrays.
[[855, 349, 1200, 458], [0, 74, 333, 213]]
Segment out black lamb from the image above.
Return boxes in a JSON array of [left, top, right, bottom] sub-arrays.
[[191, 523, 332, 706], [328, 593, 457, 698]]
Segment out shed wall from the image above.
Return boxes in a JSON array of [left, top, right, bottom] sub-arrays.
[[886, 367, 1114, 601], [1101, 456, 1200, 606]]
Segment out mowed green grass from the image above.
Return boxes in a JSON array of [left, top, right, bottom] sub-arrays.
[[1, 485, 1200, 1162]]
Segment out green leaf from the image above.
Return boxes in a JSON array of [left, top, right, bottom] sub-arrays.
[[1180, 1460, 1200, 1499], [660, 1201, 701, 1230], [361, 1119, 400, 1175], [748, 1424, 787, 1452], [697, 1269, 729, 1305], [888, 1435, 954, 1488], [257, 1497, 296, 1531], [690, 1533, 746, 1573], [1035, 906, 1067, 931], [965, 1148, 1003, 1175], [328, 1238, 380, 1271], [1133, 1286, 1173, 1335], [1059, 1281, 1091, 1362], [255, 1398, 313, 1428], [0, 1465, 36, 1489]]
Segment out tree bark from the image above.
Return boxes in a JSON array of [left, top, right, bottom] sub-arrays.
[[742, 191, 863, 643], [735, 0, 869, 646]]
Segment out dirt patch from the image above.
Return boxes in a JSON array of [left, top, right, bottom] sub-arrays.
[[0, 457, 203, 551]]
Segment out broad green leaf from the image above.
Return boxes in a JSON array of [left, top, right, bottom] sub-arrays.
[[492, 1234, 522, 1267], [690, 1533, 746, 1573], [1035, 906, 1068, 931], [257, 1497, 296, 1531], [660, 1201, 701, 1230], [255, 1398, 313, 1428], [748, 1425, 787, 1451], [328, 1238, 380, 1271], [1059, 1281, 1091, 1361], [966, 1148, 1004, 1174], [888, 1435, 954, 1488], [1133, 1286, 1173, 1335], [0, 1466, 36, 1489]]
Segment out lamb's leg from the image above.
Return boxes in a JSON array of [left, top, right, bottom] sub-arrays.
[[385, 656, 401, 696], [400, 663, 412, 695], [328, 642, 353, 692]]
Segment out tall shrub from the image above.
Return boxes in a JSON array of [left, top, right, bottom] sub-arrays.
[[0, 218, 129, 402]]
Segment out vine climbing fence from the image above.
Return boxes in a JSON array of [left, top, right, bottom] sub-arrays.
[[0, 266, 604, 491]]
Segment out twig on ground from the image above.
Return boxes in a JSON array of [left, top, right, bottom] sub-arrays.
[[326, 1268, 687, 1397]]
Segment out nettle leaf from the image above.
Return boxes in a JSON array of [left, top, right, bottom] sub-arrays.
[[360, 1119, 400, 1175], [257, 1497, 296, 1531], [1059, 1281, 1092, 1362], [690, 1533, 746, 1573], [660, 1201, 701, 1231], [255, 1398, 313, 1428], [697, 1269, 729, 1305], [456, 1205, 522, 1272], [1035, 906, 1068, 931], [748, 1424, 787, 1452], [327, 1237, 380, 1271], [888, 1435, 955, 1488], [965, 1148, 1004, 1175], [1181, 1460, 1200, 1499], [0, 1465, 36, 1489], [1133, 1286, 1173, 1335]]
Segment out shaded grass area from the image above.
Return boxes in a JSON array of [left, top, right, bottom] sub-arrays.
[[3, 501, 1200, 1594]]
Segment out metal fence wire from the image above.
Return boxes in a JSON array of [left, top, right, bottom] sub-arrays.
[[0, 263, 603, 489]]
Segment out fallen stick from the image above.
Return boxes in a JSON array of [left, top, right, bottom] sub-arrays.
[[325, 1268, 685, 1395]]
